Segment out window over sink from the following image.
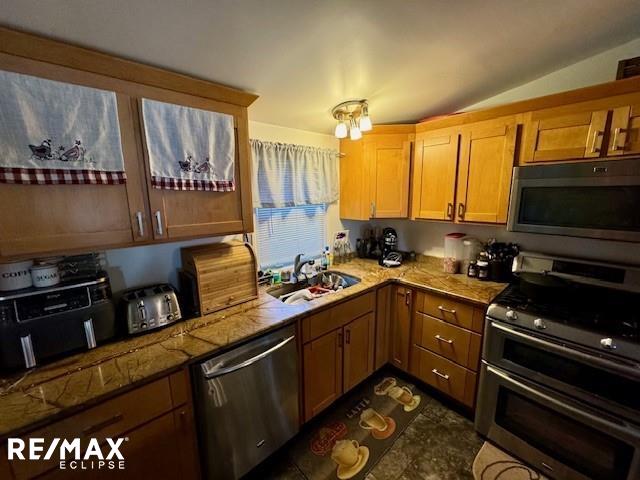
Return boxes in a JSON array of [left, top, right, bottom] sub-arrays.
[[255, 204, 326, 269]]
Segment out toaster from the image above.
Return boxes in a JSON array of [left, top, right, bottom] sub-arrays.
[[121, 284, 182, 335]]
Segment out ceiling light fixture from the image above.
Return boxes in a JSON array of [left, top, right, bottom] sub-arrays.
[[331, 99, 372, 140]]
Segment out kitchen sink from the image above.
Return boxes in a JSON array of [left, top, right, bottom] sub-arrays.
[[267, 271, 360, 304]]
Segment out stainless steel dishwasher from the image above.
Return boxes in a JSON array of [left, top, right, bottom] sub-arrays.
[[192, 324, 299, 479]]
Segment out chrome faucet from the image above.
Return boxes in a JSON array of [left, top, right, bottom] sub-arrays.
[[293, 254, 314, 282]]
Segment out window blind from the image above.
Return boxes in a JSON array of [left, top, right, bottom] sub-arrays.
[[256, 204, 326, 269]]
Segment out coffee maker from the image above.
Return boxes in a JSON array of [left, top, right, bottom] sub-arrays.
[[379, 227, 402, 267]]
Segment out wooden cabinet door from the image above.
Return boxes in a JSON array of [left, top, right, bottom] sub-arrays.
[[343, 312, 375, 392], [136, 100, 252, 241], [522, 108, 608, 162], [37, 410, 199, 480], [303, 329, 343, 421], [411, 129, 459, 220], [367, 135, 412, 218], [0, 92, 149, 258], [390, 286, 413, 371], [456, 118, 516, 224], [609, 103, 640, 156], [339, 139, 370, 220]]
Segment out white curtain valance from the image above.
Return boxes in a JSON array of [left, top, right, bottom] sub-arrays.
[[251, 139, 339, 208]]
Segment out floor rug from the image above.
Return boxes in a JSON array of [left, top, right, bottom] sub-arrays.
[[472, 442, 548, 480], [290, 369, 426, 480]]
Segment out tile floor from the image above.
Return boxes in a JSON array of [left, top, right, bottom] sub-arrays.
[[250, 393, 483, 480]]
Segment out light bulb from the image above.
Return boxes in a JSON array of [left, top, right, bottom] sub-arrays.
[[359, 103, 372, 131], [334, 121, 348, 139], [359, 115, 372, 132], [350, 124, 362, 140]]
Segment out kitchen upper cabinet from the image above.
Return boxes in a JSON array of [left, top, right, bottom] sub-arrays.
[[0, 76, 149, 258], [521, 107, 609, 163], [137, 99, 253, 240], [303, 329, 343, 421], [609, 102, 640, 156], [339, 126, 414, 220], [456, 117, 517, 224], [411, 128, 459, 221], [343, 312, 375, 392], [0, 28, 256, 259], [390, 285, 413, 371], [367, 133, 412, 218]]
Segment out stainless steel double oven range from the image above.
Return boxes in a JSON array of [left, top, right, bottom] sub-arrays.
[[476, 252, 640, 480]]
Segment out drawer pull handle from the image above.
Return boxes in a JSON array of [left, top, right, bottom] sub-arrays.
[[434, 334, 454, 344], [82, 413, 124, 436], [432, 369, 450, 380], [437, 305, 456, 315]]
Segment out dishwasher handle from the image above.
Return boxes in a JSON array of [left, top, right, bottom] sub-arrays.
[[201, 335, 295, 379]]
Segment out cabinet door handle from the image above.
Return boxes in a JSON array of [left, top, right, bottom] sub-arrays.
[[611, 127, 625, 151], [345, 329, 351, 345], [446, 203, 454, 219], [405, 290, 411, 306], [435, 334, 454, 344], [432, 369, 450, 381], [438, 305, 456, 315], [370, 202, 376, 218], [154, 210, 164, 236], [589, 129, 603, 153], [457, 203, 465, 219], [82, 413, 124, 436], [135, 211, 144, 237], [337, 332, 343, 348]]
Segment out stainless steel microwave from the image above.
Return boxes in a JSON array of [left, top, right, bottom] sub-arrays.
[[507, 158, 640, 242]]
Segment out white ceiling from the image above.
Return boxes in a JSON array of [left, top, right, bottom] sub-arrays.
[[2, 0, 640, 134]]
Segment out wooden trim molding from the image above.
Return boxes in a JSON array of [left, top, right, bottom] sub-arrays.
[[417, 76, 640, 132], [0, 26, 258, 107]]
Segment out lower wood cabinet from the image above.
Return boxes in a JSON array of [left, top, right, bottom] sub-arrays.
[[411, 290, 485, 408], [343, 312, 375, 391], [390, 285, 413, 371], [6, 370, 199, 480], [303, 328, 344, 420], [410, 345, 477, 408], [302, 293, 375, 421]]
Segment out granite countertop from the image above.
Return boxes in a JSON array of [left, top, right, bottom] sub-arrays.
[[0, 256, 507, 438]]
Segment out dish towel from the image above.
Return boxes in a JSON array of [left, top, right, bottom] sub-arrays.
[[141, 98, 235, 191], [0, 69, 126, 185]]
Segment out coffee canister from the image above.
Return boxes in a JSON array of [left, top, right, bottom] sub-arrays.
[[30, 264, 60, 288], [0, 260, 34, 291]]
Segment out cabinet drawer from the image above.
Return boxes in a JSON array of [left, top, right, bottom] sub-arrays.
[[10, 377, 174, 480], [417, 291, 483, 333], [414, 313, 481, 370], [302, 292, 375, 343], [410, 346, 477, 408]]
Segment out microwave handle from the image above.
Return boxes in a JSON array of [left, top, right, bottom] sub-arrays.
[[487, 365, 640, 443], [489, 321, 640, 379]]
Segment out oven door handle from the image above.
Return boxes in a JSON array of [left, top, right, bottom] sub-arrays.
[[487, 365, 640, 443], [489, 321, 640, 379]]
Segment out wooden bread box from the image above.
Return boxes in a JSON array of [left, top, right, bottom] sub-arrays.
[[181, 241, 258, 315]]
